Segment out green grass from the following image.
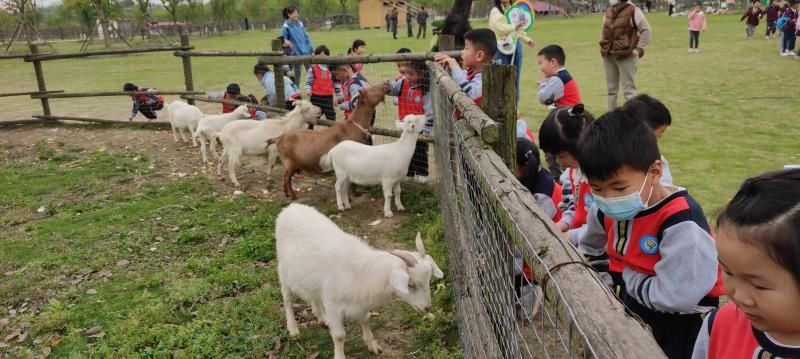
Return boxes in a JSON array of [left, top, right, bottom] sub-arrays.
[[0, 143, 457, 357]]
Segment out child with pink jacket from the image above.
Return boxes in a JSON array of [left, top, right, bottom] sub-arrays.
[[688, 5, 708, 53]]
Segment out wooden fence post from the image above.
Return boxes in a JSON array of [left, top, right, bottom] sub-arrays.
[[437, 34, 455, 53], [29, 44, 52, 118], [180, 34, 195, 105], [271, 39, 285, 109], [481, 64, 516, 172]]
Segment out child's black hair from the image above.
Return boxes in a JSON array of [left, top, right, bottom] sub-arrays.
[[397, 47, 412, 54], [123, 83, 137, 92], [235, 94, 257, 104], [717, 169, 800, 283], [576, 109, 660, 181], [329, 63, 356, 73], [516, 138, 543, 192], [282, 6, 298, 20], [351, 39, 366, 53], [226, 83, 240, 95], [620, 94, 672, 129], [537, 45, 566, 66], [314, 45, 330, 56], [464, 29, 498, 59], [404, 60, 430, 93], [253, 63, 271, 75], [538, 104, 594, 156]]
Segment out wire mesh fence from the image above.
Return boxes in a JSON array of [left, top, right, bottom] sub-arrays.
[[0, 57, 39, 122], [431, 64, 664, 358]]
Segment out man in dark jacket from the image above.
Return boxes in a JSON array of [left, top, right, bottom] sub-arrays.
[[406, 7, 414, 37], [417, 7, 429, 39]]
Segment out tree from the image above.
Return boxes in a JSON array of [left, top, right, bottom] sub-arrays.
[[63, 0, 95, 31], [338, 0, 346, 14], [134, 0, 149, 39], [160, 0, 182, 34]]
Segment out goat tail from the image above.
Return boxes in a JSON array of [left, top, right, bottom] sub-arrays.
[[266, 136, 281, 148], [319, 151, 333, 173]]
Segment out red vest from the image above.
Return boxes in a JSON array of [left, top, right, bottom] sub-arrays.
[[551, 181, 564, 223], [569, 168, 592, 230], [707, 303, 798, 359], [397, 79, 426, 120], [311, 65, 334, 96], [222, 92, 236, 113], [557, 80, 583, 107], [601, 191, 725, 297], [342, 75, 368, 119]]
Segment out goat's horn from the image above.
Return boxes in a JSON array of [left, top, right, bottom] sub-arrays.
[[390, 250, 417, 268]]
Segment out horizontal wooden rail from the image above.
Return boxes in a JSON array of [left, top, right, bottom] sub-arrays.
[[0, 53, 51, 60], [174, 50, 285, 57], [430, 62, 499, 144], [0, 118, 45, 126], [181, 95, 433, 143], [33, 115, 171, 127], [257, 50, 462, 65], [24, 46, 194, 62], [32, 91, 205, 99], [0, 90, 64, 98]]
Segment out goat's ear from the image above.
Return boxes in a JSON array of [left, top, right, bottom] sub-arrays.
[[415, 232, 425, 257], [429, 257, 445, 279], [389, 268, 410, 295]]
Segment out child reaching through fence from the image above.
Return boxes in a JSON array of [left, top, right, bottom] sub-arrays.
[[434, 28, 498, 106], [692, 169, 800, 359], [538, 104, 595, 244], [387, 60, 432, 183], [331, 63, 375, 145], [576, 110, 723, 358], [124, 83, 164, 121]]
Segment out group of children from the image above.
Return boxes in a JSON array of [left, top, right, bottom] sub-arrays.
[[740, 0, 800, 56], [446, 22, 800, 359]]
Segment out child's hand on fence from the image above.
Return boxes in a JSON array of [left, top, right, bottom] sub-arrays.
[[556, 221, 569, 232], [434, 54, 458, 70]]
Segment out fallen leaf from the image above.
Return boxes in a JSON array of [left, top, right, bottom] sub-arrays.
[[116, 260, 130, 267], [17, 332, 27, 342], [368, 219, 382, 226], [233, 190, 244, 196], [169, 226, 180, 232], [42, 346, 51, 356], [33, 336, 45, 344], [50, 336, 61, 347], [88, 332, 105, 339], [4, 330, 20, 341], [97, 270, 112, 278], [84, 326, 102, 335], [86, 289, 97, 295], [154, 236, 165, 242], [0, 342, 8, 348]]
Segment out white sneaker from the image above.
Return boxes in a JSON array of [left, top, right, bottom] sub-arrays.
[[414, 175, 428, 184], [781, 51, 791, 56], [695, 48, 701, 53], [688, 48, 693, 53]]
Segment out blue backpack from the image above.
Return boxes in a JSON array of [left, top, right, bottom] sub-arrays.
[[777, 15, 789, 31]]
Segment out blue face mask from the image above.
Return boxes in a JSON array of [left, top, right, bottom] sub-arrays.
[[593, 174, 654, 221]]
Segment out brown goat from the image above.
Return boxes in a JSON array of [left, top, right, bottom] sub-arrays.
[[268, 82, 389, 199]]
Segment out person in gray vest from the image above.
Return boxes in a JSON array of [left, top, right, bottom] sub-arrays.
[[407, 7, 415, 37], [599, 0, 651, 111]]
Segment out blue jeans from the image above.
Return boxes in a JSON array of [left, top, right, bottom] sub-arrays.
[[493, 41, 523, 105]]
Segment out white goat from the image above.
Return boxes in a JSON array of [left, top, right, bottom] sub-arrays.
[[194, 105, 251, 163], [164, 100, 204, 146], [216, 100, 321, 187], [275, 203, 443, 359], [320, 114, 425, 218]]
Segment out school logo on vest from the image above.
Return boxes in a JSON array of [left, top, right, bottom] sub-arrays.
[[583, 193, 594, 208], [639, 235, 659, 255], [414, 96, 422, 103]]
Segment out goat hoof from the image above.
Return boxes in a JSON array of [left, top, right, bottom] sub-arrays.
[[384, 212, 394, 218], [288, 328, 300, 337], [397, 206, 406, 211]]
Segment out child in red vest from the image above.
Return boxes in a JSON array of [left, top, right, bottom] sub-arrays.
[[692, 169, 800, 359], [347, 39, 367, 73], [576, 110, 723, 359], [434, 29, 497, 107], [332, 63, 374, 144], [207, 83, 241, 114], [538, 104, 595, 243], [305, 45, 337, 127], [387, 60, 432, 182], [537, 45, 583, 108], [124, 83, 164, 121]]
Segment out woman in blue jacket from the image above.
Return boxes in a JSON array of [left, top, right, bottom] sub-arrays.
[[280, 6, 313, 84]]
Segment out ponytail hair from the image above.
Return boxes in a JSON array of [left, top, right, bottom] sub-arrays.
[[538, 104, 595, 156], [717, 169, 800, 284]]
